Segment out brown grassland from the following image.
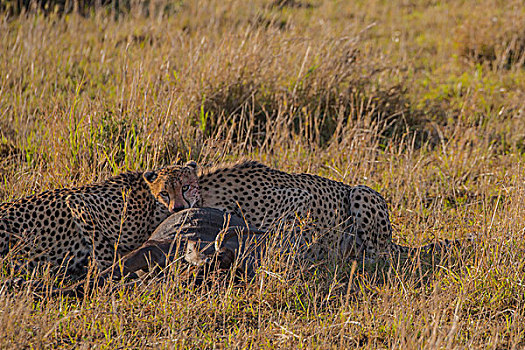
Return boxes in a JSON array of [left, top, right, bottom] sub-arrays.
[[1, 0, 525, 348]]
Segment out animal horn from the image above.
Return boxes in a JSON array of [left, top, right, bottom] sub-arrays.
[[214, 226, 266, 251]]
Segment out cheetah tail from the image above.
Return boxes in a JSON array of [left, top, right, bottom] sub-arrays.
[[391, 237, 477, 258]]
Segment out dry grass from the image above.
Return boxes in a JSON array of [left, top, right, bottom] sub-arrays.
[[1, 0, 525, 348]]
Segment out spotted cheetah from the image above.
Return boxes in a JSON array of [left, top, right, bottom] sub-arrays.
[[0, 162, 200, 277], [175, 161, 452, 262], [196, 161, 393, 260]]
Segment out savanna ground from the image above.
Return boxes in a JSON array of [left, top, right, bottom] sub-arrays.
[[1, 0, 525, 348]]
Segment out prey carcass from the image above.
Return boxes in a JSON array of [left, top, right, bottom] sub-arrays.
[[64, 208, 268, 295]]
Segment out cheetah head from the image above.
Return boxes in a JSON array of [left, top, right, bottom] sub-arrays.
[[143, 161, 201, 213]]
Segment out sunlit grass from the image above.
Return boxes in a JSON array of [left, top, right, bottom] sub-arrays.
[[0, 0, 524, 347]]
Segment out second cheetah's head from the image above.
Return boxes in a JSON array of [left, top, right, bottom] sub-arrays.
[[144, 161, 201, 213]]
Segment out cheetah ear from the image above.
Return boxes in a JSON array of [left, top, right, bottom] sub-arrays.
[[185, 161, 198, 169], [143, 171, 158, 184]]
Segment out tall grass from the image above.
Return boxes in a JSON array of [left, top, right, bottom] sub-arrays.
[[1, 0, 524, 347]]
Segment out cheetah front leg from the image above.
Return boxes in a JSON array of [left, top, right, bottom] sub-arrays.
[[66, 195, 121, 276]]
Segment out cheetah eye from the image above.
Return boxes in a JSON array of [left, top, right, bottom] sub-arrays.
[[159, 191, 169, 198], [182, 185, 190, 192]]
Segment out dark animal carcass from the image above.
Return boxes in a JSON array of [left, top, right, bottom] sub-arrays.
[[111, 207, 267, 278], [64, 208, 268, 295]]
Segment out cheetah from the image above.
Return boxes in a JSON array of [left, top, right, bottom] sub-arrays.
[[196, 161, 392, 260], [168, 161, 455, 262], [0, 162, 200, 277]]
